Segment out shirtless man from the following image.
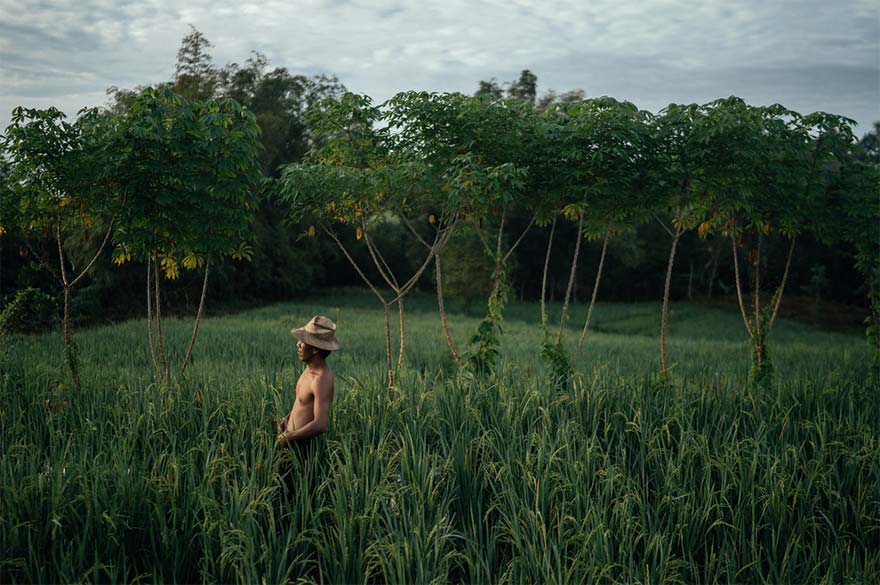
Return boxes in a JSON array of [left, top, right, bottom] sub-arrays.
[[276, 315, 339, 459]]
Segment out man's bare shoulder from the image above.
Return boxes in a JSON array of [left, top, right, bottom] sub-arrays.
[[309, 367, 335, 396]]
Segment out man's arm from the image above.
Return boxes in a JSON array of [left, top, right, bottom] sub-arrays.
[[278, 376, 333, 444]]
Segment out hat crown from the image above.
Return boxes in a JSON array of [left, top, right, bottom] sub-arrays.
[[305, 315, 336, 335], [291, 315, 340, 351]]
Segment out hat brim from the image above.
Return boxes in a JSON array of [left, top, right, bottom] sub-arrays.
[[291, 327, 340, 351]]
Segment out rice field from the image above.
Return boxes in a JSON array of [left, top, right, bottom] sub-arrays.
[[1, 291, 878, 583]]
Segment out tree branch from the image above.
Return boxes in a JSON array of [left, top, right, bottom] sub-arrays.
[[502, 210, 538, 264], [731, 236, 754, 339], [69, 216, 116, 288], [55, 224, 69, 287], [400, 214, 432, 249], [654, 213, 677, 239], [361, 217, 400, 290], [541, 215, 557, 338], [322, 223, 388, 305], [768, 237, 796, 332], [474, 221, 494, 258], [575, 225, 610, 354], [388, 221, 457, 304]]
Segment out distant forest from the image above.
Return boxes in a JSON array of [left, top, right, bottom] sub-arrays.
[[1, 28, 877, 332]]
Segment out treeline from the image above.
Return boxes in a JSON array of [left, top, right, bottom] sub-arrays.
[[1, 29, 878, 390]]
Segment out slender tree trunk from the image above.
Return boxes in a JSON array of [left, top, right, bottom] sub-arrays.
[[706, 239, 722, 298], [688, 262, 694, 300], [660, 227, 683, 382], [146, 260, 159, 375], [54, 230, 80, 389], [556, 212, 585, 346], [489, 210, 507, 326], [362, 226, 407, 373], [541, 216, 557, 342], [754, 230, 763, 367], [396, 297, 405, 373], [153, 259, 168, 381], [731, 237, 754, 339], [327, 221, 454, 393], [182, 259, 210, 373], [435, 254, 461, 366], [61, 284, 80, 388], [384, 303, 394, 398], [576, 227, 610, 355]]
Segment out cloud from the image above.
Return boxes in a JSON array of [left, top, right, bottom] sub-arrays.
[[0, 0, 877, 132]]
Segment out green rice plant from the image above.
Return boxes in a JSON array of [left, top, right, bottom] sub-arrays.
[[1, 291, 877, 583]]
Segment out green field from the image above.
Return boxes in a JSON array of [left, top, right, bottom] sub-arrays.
[[1, 291, 878, 583]]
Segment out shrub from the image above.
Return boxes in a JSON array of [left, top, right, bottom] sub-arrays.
[[0, 287, 58, 334]]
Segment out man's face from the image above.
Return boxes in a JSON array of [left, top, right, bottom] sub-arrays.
[[297, 340, 317, 363]]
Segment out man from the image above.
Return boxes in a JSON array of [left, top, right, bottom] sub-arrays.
[[276, 315, 339, 465]]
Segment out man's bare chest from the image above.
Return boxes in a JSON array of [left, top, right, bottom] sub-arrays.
[[294, 373, 314, 405]]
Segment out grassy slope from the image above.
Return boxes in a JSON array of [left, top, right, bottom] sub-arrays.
[[1, 292, 877, 583]]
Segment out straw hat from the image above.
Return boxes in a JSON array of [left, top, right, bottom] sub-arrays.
[[290, 315, 340, 351]]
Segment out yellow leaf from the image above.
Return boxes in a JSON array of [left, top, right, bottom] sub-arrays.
[[308, 225, 316, 237], [763, 223, 771, 235], [428, 215, 436, 225], [0, 225, 6, 235], [356, 227, 363, 241], [113, 250, 130, 266], [161, 257, 180, 280], [59, 198, 70, 208], [698, 221, 710, 238], [182, 254, 202, 270]]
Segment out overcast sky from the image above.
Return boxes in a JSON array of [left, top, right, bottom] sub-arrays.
[[1, 0, 878, 134]]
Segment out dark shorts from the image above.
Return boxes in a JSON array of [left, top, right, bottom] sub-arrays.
[[277, 438, 321, 495], [289, 437, 315, 465]]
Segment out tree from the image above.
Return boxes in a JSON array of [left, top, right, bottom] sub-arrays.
[[538, 98, 652, 366], [475, 79, 503, 101], [103, 30, 348, 317], [856, 121, 880, 163], [507, 70, 538, 105], [651, 98, 762, 382], [832, 160, 880, 379], [174, 26, 219, 100], [716, 107, 856, 385], [1, 106, 119, 387], [278, 93, 457, 394], [108, 88, 262, 379], [383, 91, 534, 373]]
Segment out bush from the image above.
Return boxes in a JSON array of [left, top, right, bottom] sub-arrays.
[[0, 287, 58, 334], [440, 222, 493, 310]]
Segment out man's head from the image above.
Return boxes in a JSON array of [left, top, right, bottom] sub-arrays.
[[290, 315, 340, 362], [296, 341, 332, 363]]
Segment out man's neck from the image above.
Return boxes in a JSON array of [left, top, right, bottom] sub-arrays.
[[305, 356, 326, 374]]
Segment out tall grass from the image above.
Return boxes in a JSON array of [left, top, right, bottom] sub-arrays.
[[1, 292, 877, 582]]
